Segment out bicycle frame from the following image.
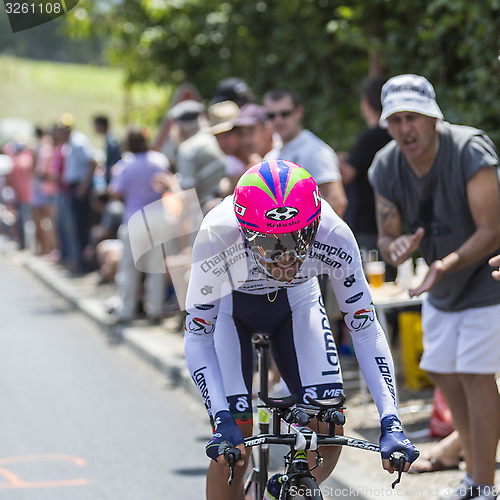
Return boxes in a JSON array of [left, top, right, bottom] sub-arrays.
[[244, 335, 271, 500], [227, 335, 407, 498], [244, 335, 381, 499], [243, 409, 381, 499]]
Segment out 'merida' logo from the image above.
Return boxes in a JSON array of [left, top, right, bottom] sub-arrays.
[[3, 0, 79, 33]]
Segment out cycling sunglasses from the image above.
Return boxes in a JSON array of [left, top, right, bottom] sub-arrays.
[[242, 219, 319, 263]]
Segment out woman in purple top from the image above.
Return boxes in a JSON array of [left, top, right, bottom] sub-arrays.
[[109, 128, 169, 324]]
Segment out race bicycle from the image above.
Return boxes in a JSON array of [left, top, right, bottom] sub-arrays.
[[221, 334, 408, 500]]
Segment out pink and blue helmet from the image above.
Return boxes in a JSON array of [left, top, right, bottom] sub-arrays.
[[233, 159, 321, 262]]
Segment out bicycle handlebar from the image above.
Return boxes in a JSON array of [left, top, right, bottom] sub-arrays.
[[258, 391, 299, 409], [222, 434, 408, 489], [220, 442, 242, 486], [304, 393, 346, 409], [244, 433, 380, 452], [389, 451, 408, 489]]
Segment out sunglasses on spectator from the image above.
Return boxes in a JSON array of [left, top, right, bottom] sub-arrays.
[[266, 108, 295, 120]]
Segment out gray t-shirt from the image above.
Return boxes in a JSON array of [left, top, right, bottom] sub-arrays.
[[265, 129, 341, 184], [369, 121, 500, 311], [177, 130, 226, 206]]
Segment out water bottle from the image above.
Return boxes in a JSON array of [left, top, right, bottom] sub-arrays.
[[264, 473, 286, 500]]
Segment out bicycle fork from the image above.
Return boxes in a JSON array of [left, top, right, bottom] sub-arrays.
[[280, 448, 318, 497]]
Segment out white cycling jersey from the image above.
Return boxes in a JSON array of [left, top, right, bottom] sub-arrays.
[[184, 196, 399, 423]]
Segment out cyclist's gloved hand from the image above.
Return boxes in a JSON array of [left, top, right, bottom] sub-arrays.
[[380, 415, 419, 463], [206, 410, 244, 462]]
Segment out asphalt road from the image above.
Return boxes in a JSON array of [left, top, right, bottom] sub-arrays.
[[3, 249, 476, 500], [0, 254, 209, 499]]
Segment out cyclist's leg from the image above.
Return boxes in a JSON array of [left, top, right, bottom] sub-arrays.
[[271, 279, 344, 483], [206, 422, 253, 500], [207, 300, 255, 500]]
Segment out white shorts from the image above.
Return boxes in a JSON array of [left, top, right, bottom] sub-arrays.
[[419, 299, 500, 374]]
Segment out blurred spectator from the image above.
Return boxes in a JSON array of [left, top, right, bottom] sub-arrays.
[[169, 100, 226, 211], [234, 103, 277, 165], [263, 88, 347, 217], [53, 121, 79, 267], [409, 430, 462, 473], [95, 238, 122, 284], [206, 100, 248, 198], [57, 113, 97, 273], [93, 115, 121, 185], [109, 127, 169, 324], [211, 77, 255, 108], [151, 169, 188, 313], [338, 76, 392, 265], [82, 191, 124, 278], [0, 154, 15, 238], [2, 139, 34, 250], [32, 127, 58, 258], [152, 84, 203, 157]]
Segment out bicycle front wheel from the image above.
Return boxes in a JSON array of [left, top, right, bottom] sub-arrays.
[[285, 476, 323, 500]]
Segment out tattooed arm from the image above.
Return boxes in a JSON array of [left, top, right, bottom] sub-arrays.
[[374, 192, 424, 267]]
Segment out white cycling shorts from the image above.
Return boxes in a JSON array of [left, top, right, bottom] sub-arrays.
[[213, 278, 344, 424], [420, 299, 500, 374]]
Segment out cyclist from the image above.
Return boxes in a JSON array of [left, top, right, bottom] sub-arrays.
[[184, 159, 419, 500]]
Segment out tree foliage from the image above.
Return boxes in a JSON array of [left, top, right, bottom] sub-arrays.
[[65, 0, 500, 149]]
